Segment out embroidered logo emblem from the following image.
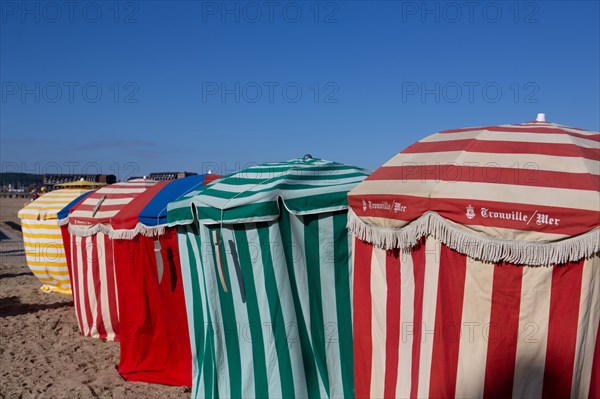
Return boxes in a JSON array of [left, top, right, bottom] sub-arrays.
[[362, 199, 367, 212], [466, 205, 475, 220]]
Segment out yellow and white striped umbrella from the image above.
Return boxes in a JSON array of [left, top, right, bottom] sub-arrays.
[[18, 188, 91, 294]]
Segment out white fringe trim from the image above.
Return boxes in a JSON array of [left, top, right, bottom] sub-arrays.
[[68, 223, 113, 237], [57, 217, 69, 227], [68, 222, 167, 239], [348, 209, 600, 266], [109, 223, 166, 240]]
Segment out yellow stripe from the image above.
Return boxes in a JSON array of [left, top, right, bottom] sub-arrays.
[[22, 235, 62, 241], [22, 232, 63, 239], [31, 270, 69, 281], [29, 202, 70, 207], [27, 260, 68, 267], [23, 243, 64, 249], [21, 208, 63, 213], [21, 221, 59, 227], [25, 254, 67, 262], [31, 274, 69, 282], [45, 270, 70, 277], [29, 268, 69, 275]]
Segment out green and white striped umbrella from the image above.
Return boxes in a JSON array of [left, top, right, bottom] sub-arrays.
[[168, 157, 369, 399]]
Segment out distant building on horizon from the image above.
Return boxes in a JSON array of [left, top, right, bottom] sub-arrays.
[[147, 172, 198, 182], [43, 174, 117, 190]]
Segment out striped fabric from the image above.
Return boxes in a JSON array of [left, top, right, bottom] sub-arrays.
[[70, 179, 158, 228], [352, 238, 600, 398], [177, 213, 355, 399], [108, 176, 220, 387], [348, 120, 600, 265], [67, 179, 159, 340], [168, 157, 370, 225], [69, 232, 120, 341], [18, 188, 92, 294], [168, 158, 369, 399], [348, 118, 600, 398]]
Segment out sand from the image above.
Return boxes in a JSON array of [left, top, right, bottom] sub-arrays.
[[0, 197, 190, 399]]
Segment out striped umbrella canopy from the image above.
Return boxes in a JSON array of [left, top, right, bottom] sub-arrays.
[[57, 191, 96, 224], [66, 178, 159, 340], [18, 188, 93, 294], [347, 115, 600, 398], [106, 174, 219, 386], [111, 174, 220, 238], [349, 115, 599, 264], [167, 157, 370, 399]]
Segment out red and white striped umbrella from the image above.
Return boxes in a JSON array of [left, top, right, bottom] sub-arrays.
[[348, 115, 600, 398]]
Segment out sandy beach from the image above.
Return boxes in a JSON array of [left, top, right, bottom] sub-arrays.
[[0, 197, 190, 399]]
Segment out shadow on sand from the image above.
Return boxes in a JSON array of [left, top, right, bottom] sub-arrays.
[[0, 296, 73, 318], [0, 271, 33, 279]]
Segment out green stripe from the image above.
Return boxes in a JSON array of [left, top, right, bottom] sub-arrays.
[[207, 226, 242, 398], [257, 224, 296, 398], [333, 211, 355, 398], [203, 319, 215, 399], [302, 214, 331, 394], [279, 209, 322, 398], [167, 204, 194, 224], [233, 226, 269, 398], [196, 202, 279, 223], [207, 171, 368, 188], [284, 192, 350, 213], [194, 191, 352, 224], [185, 225, 206, 398], [193, 224, 219, 399]]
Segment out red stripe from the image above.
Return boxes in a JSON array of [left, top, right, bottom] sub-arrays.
[[90, 235, 107, 340], [542, 260, 585, 398], [590, 318, 600, 399], [353, 238, 373, 399], [75, 203, 135, 212], [483, 263, 523, 398], [81, 237, 94, 337], [383, 249, 401, 398], [410, 240, 426, 399], [204, 174, 222, 185], [348, 194, 599, 237], [80, 193, 145, 202], [403, 139, 600, 160], [103, 234, 120, 341], [439, 125, 600, 142], [70, 235, 84, 334], [429, 245, 467, 397], [369, 165, 599, 191]]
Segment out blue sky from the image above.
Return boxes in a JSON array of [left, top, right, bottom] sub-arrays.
[[1, 1, 599, 179]]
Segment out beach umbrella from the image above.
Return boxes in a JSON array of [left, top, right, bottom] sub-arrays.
[[167, 157, 370, 399], [66, 178, 159, 341], [108, 174, 219, 387], [347, 114, 600, 398], [17, 188, 94, 294], [56, 179, 106, 189]]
